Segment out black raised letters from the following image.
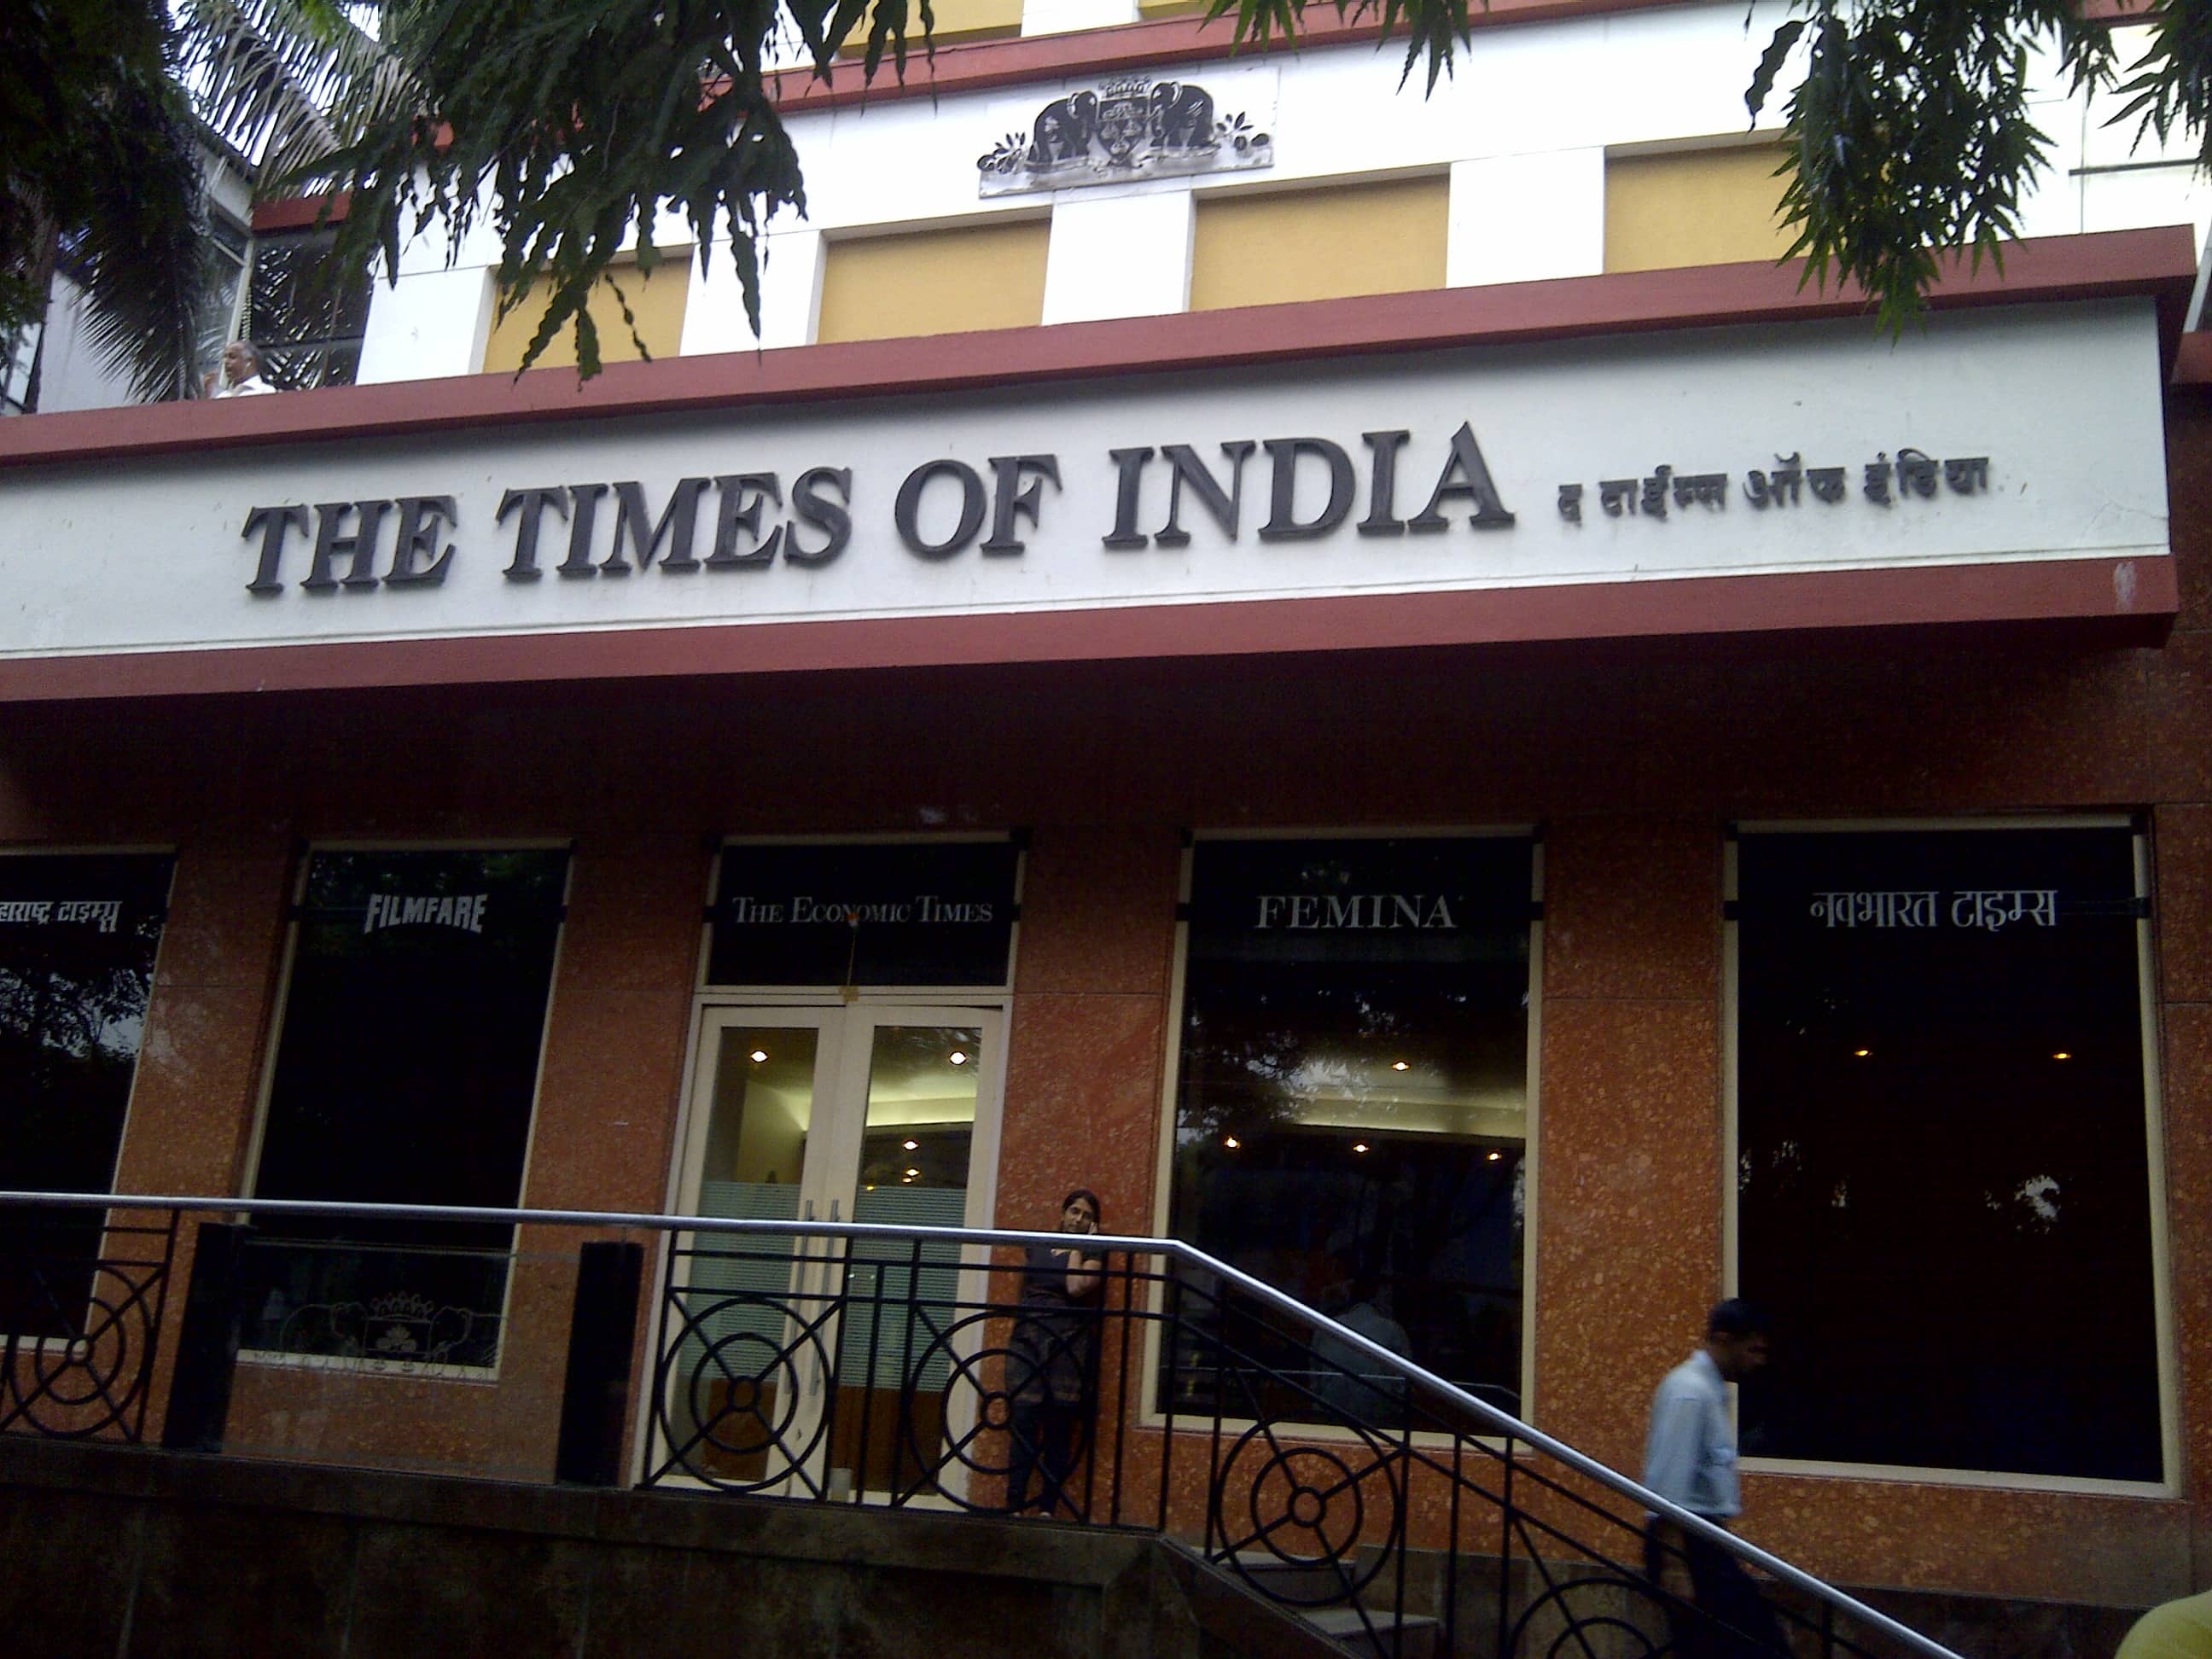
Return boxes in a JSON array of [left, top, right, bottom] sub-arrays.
[[302, 501, 392, 591], [608, 477, 709, 574], [707, 474, 784, 568], [1103, 448, 1154, 550], [387, 496, 459, 585], [1156, 442, 1253, 548], [787, 468, 852, 567], [242, 504, 311, 594], [1408, 422, 1516, 532], [981, 455, 1061, 555], [1258, 438, 1353, 542], [497, 486, 569, 580], [558, 483, 610, 577], [896, 460, 987, 559], [1359, 430, 1411, 537]]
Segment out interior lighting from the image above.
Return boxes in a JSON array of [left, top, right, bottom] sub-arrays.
[[1852, 1049, 1871, 1058], [1390, 1061, 1410, 1072], [1223, 1136, 1241, 1150], [903, 1138, 919, 1150], [2052, 1051, 2072, 1061], [750, 1050, 770, 1063], [948, 1050, 969, 1066], [1353, 1143, 1370, 1155], [904, 1167, 922, 1178], [1486, 1151, 1502, 1162]]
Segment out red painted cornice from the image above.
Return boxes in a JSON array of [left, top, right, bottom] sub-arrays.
[[1, 228, 2194, 472], [0, 556, 2170, 705], [756, 0, 1693, 114]]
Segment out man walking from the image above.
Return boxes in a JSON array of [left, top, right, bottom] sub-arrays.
[[1641, 1299, 1785, 1659]]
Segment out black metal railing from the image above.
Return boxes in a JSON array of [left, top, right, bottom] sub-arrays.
[[0, 1193, 1959, 1659], [0, 1202, 177, 1443]]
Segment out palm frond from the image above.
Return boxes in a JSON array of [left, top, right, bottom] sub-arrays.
[[65, 68, 210, 403], [173, 0, 392, 193]]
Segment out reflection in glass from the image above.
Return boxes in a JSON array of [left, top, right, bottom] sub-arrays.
[[843, 1025, 979, 1491], [0, 854, 174, 1338], [1736, 828, 2161, 1481], [672, 1027, 818, 1481], [1169, 839, 1533, 1425]]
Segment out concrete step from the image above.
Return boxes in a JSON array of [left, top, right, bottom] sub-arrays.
[[1230, 1548, 1360, 1604], [1227, 1554, 1441, 1659], [1301, 1605, 1442, 1659]]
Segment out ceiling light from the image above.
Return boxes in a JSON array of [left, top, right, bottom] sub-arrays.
[[903, 1138, 918, 1150], [1487, 1150, 1502, 1162], [1391, 1061, 1410, 1072], [948, 1051, 969, 1066], [1852, 1049, 1871, 1058], [904, 1167, 921, 1178], [2052, 1051, 2072, 1061], [1353, 1143, 1369, 1154], [750, 1050, 769, 1063], [1223, 1136, 1240, 1150]]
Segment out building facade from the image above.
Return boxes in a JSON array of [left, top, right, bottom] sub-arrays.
[[3, 0, 2209, 1619]]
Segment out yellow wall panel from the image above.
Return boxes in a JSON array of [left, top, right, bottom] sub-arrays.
[[835, 0, 1023, 53], [1604, 146, 1793, 274], [817, 219, 1049, 344], [1189, 178, 1449, 312], [481, 258, 689, 375]]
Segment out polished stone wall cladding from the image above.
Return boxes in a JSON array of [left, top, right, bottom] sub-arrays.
[[2, 399, 2206, 1611]]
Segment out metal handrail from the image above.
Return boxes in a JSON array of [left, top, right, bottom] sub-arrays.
[[0, 1190, 1963, 1659]]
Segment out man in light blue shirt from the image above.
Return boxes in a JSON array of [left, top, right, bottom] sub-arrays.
[[1641, 1300, 1784, 1659]]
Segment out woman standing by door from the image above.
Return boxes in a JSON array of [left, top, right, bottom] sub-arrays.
[[1004, 1190, 1106, 1518]]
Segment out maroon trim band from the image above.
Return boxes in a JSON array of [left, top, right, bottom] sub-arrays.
[[755, 0, 1694, 114], [2, 228, 2195, 472], [0, 556, 2172, 704]]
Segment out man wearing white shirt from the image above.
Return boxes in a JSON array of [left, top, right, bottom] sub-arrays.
[[1642, 1300, 1784, 1659], [204, 341, 276, 399]]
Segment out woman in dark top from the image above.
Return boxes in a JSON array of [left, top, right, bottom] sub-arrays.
[[1004, 1188, 1105, 1517]]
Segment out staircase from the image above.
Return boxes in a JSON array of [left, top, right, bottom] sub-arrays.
[[1228, 1550, 1441, 1658]]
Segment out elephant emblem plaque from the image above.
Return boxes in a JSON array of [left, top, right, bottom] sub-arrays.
[[978, 73, 1274, 195]]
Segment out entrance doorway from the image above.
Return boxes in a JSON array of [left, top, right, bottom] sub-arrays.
[[653, 1004, 1005, 1499]]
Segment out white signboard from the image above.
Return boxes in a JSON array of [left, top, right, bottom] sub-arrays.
[[0, 300, 2168, 665]]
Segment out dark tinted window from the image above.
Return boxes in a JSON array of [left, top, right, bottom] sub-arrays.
[[0, 853, 173, 1336], [244, 226, 371, 390], [1169, 838, 1533, 1421], [243, 848, 567, 1370], [1735, 826, 2160, 1481]]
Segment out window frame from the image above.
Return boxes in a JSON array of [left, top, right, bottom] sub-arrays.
[[1722, 813, 2177, 1497], [235, 837, 573, 1381], [1144, 824, 1545, 1441]]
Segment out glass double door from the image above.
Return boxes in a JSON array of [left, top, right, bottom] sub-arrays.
[[661, 1004, 1001, 1499]]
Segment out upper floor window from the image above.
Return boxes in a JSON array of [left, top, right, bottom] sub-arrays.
[[243, 224, 373, 389]]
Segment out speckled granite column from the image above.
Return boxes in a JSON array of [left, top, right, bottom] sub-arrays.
[[1533, 815, 1722, 1476], [998, 826, 1181, 1239]]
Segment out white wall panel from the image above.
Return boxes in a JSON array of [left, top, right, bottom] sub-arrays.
[[1042, 191, 1193, 321], [1447, 149, 1604, 287], [358, 266, 490, 384]]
